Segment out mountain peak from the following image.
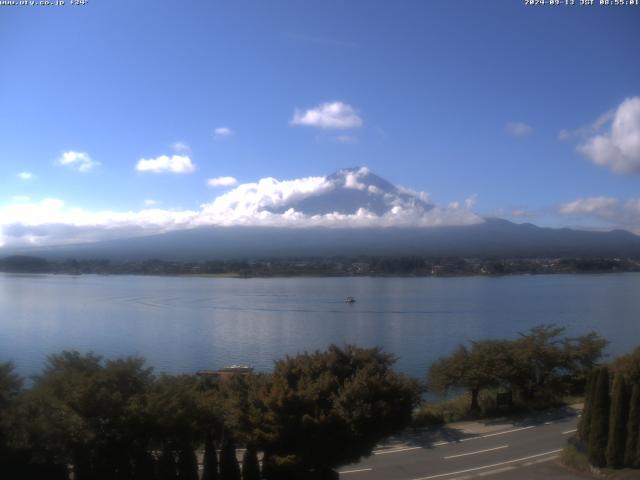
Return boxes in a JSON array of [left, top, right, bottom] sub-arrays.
[[268, 166, 432, 216]]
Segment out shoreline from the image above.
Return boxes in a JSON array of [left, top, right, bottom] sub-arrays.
[[2, 269, 640, 280]]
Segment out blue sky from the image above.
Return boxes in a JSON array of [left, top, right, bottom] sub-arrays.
[[1, 0, 640, 247]]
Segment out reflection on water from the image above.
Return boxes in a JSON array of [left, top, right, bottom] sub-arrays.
[[1, 272, 639, 379]]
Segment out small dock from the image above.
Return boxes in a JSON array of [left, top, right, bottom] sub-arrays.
[[196, 365, 254, 380]]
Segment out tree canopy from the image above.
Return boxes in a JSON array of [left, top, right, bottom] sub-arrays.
[[256, 345, 422, 475], [0, 345, 422, 479], [428, 325, 607, 415]]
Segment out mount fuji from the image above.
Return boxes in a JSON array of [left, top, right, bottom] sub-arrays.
[[4, 167, 640, 261]]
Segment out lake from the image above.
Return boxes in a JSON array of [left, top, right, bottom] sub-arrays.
[[1, 272, 639, 380]]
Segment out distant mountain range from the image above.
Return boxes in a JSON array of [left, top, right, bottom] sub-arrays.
[[3, 168, 640, 261], [6, 219, 640, 261]]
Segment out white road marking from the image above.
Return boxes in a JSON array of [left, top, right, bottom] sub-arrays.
[[410, 449, 563, 480], [386, 420, 569, 451], [459, 426, 535, 442], [444, 445, 509, 460], [339, 468, 373, 474], [477, 466, 517, 476], [373, 446, 421, 455], [562, 429, 577, 435], [521, 455, 559, 466]]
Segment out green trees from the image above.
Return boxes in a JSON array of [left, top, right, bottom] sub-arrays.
[[580, 361, 640, 470], [625, 383, 640, 468], [509, 325, 569, 400], [428, 326, 607, 415], [3, 344, 418, 480], [564, 331, 609, 388], [3, 337, 621, 478], [256, 345, 422, 478], [606, 373, 629, 468], [0, 255, 50, 273], [428, 341, 512, 416], [612, 347, 640, 383], [28, 352, 155, 479], [578, 370, 597, 443], [588, 367, 610, 468], [0, 362, 24, 471]]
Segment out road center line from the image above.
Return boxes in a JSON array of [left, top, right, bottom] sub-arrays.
[[410, 449, 563, 480], [522, 455, 559, 466], [373, 446, 421, 455], [444, 445, 509, 460], [477, 466, 516, 476], [562, 429, 577, 435], [338, 468, 373, 474], [459, 425, 535, 442]]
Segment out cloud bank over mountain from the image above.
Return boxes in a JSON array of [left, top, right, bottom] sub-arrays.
[[0, 167, 481, 248], [559, 196, 640, 233]]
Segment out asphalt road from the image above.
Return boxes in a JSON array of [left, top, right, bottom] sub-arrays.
[[339, 415, 584, 480]]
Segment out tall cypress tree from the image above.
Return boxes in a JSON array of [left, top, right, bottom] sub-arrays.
[[131, 450, 157, 480], [158, 447, 178, 480], [588, 367, 610, 468], [579, 370, 598, 444], [606, 373, 629, 468], [202, 436, 219, 480], [219, 436, 241, 480], [625, 383, 640, 468], [260, 452, 277, 480], [177, 447, 199, 480], [241, 446, 261, 480]]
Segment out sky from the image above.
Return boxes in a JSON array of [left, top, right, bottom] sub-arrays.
[[1, 0, 640, 247]]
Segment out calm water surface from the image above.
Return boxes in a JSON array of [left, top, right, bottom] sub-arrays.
[[1, 273, 639, 379]]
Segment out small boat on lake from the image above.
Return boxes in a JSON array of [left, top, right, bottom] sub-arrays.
[[345, 296, 356, 303]]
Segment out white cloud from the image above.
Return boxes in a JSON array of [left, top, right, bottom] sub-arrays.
[[57, 151, 100, 172], [578, 97, 640, 174], [195, 168, 479, 228], [0, 170, 482, 248], [465, 194, 478, 209], [207, 176, 238, 187], [18, 172, 33, 180], [558, 110, 614, 142], [559, 197, 618, 215], [171, 141, 190, 153], [214, 127, 233, 138], [291, 102, 362, 130], [505, 122, 533, 137], [343, 168, 367, 190], [144, 199, 158, 206], [557, 196, 640, 233], [0, 197, 197, 248], [135, 155, 195, 174]]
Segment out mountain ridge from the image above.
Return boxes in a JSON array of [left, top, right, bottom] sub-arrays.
[[5, 218, 640, 261]]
